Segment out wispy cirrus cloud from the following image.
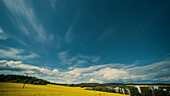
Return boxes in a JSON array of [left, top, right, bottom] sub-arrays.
[[0, 59, 170, 83], [0, 27, 8, 40], [98, 21, 122, 40], [65, 12, 80, 44], [0, 27, 3, 34], [126, 60, 170, 81], [67, 64, 113, 75], [49, 0, 57, 10], [2, 0, 53, 43], [76, 60, 87, 64], [0, 48, 39, 60], [57, 51, 100, 65], [64, 59, 170, 83]]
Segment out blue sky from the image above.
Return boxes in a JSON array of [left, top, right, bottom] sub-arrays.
[[0, 0, 170, 84]]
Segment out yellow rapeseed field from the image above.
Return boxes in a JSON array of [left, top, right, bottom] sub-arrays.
[[0, 82, 128, 96], [127, 84, 170, 88], [126, 85, 148, 87]]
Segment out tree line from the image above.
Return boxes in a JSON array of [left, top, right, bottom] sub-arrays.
[[0, 74, 49, 85]]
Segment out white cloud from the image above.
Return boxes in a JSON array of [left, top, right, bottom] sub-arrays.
[[0, 48, 39, 60], [0, 60, 65, 82], [2, 0, 52, 43], [0, 59, 170, 84], [61, 59, 170, 83], [89, 78, 103, 83], [0, 60, 50, 75], [67, 64, 112, 75], [58, 51, 75, 65], [89, 68, 128, 81], [125, 59, 170, 81]]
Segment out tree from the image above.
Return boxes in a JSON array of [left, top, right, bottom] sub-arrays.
[[152, 89, 169, 96], [141, 88, 152, 96]]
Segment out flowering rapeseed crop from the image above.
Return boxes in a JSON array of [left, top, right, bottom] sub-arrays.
[[0, 82, 128, 96]]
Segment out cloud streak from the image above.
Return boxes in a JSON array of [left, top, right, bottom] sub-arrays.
[[49, 0, 57, 10], [0, 27, 3, 34], [65, 12, 80, 44], [58, 51, 100, 65], [0, 48, 39, 60], [3, 0, 52, 43], [0, 27, 8, 40]]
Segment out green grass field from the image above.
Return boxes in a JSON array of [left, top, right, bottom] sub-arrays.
[[0, 82, 129, 96]]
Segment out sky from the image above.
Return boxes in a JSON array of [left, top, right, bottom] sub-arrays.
[[0, 0, 170, 84]]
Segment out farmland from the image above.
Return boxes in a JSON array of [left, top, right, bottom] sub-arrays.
[[0, 82, 128, 96], [127, 84, 170, 87]]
